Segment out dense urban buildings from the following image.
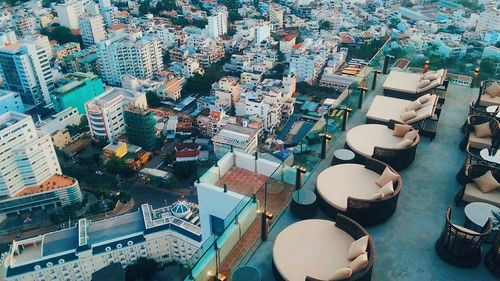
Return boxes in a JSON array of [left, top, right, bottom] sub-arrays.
[[52, 72, 105, 113]]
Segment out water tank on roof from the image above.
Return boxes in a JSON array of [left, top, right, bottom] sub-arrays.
[[171, 199, 190, 218]]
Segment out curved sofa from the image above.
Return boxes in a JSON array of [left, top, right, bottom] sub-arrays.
[[346, 123, 420, 171], [273, 216, 375, 281], [316, 158, 402, 226]]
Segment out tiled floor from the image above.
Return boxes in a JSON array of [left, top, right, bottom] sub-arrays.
[[215, 167, 293, 278], [241, 77, 498, 280]]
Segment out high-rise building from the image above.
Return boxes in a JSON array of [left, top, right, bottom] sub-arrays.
[[15, 16, 37, 37], [124, 107, 157, 151], [85, 87, 148, 141], [97, 33, 163, 86], [476, 7, 500, 33], [0, 36, 54, 106], [55, 1, 85, 30], [79, 14, 106, 47], [206, 6, 228, 37], [52, 72, 105, 113], [269, 3, 284, 29], [0, 112, 82, 214]]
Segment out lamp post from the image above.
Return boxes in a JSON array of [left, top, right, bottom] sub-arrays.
[[472, 67, 480, 88], [358, 86, 368, 109], [382, 55, 394, 74], [260, 181, 273, 241], [372, 70, 381, 90], [423, 60, 430, 74]]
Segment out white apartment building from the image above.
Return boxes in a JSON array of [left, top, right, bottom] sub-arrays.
[[79, 14, 106, 47], [55, 1, 85, 30], [0, 90, 25, 114], [3, 203, 202, 281], [212, 76, 241, 109], [153, 25, 180, 49], [97, 33, 163, 86], [0, 36, 54, 106], [289, 51, 326, 83], [476, 8, 500, 33], [15, 16, 36, 37], [85, 87, 147, 141], [269, 3, 284, 29], [0, 112, 82, 214], [255, 21, 271, 44], [36, 107, 81, 149], [206, 6, 228, 37], [236, 90, 283, 133], [212, 124, 259, 156]]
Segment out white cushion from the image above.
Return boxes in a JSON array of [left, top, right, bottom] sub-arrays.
[[405, 100, 422, 111], [463, 183, 500, 207], [330, 268, 353, 281], [418, 79, 431, 89], [379, 181, 395, 196], [376, 167, 399, 187], [401, 110, 417, 122], [346, 124, 404, 158], [404, 130, 419, 141], [349, 252, 368, 274], [395, 139, 413, 148], [366, 95, 437, 124], [418, 94, 431, 104], [369, 193, 384, 200], [383, 71, 423, 94], [347, 235, 369, 260]]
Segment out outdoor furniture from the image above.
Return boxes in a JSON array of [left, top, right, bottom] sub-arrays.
[[464, 202, 500, 243], [232, 266, 262, 281], [316, 158, 402, 226], [455, 165, 500, 208], [331, 149, 356, 166], [435, 207, 492, 267], [345, 122, 420, 171], [290, 189, 317, 219], [365, 94, 439, 125], [485, 231, 500, 278], [273, 216, 375, 281], [460, 115, 499, 151], [456, 143, 485, 184], [383, 69, 447, 100], [480, 148, 500, 166], [486, 105, 500, 119], [476, 80, 500, 108]]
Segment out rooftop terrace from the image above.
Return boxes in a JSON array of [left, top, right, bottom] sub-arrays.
[[13, 175, 77, 198], [239, 76, 496, 280]]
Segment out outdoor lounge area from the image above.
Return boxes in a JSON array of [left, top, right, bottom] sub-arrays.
[[235, 74, 500, 281], [383, 69, 448, 100]]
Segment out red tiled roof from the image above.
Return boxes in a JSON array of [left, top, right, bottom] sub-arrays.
[[176, 150, 200, 158], [281, 34, 297, 42]]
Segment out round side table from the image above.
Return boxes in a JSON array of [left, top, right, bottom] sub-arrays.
[[464, 202, 500, 243], [232, 266, 262, 281], [486, 105, 500, 118], [331, 148, 355, 166], [291, 189, 317, 219]]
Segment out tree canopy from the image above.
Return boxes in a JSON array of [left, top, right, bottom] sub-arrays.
[[125, 258, 159, 281], [40, 26, 82, 45], [146, 91, 162, 108]]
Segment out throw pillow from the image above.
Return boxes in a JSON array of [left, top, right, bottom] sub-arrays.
[[376, 167, 400, 187], [393, 124, 412, 137], [347, 235, 369, 260], [395, 139, 413, 149], [349, 252, 369, 274], [369, 193, 384, 200], [485, 81, 500, 98], [425, 73, 439, 81], [401, 110, 417, 122], [379, 181, 395, 196], [404, 130, 419, 141], [473, 122, 492, 138], [417, 79, 431, 89], [330, 268, 353, 281], [418, 94, 431, 104], [473, 170, 500, 193], [405, 100, 422, 111]]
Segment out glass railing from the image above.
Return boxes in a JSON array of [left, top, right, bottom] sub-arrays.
[[183, 38, 393, 280]]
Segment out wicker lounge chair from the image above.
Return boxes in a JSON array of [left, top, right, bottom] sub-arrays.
[[316, 158, 402, 226], [460, 115, 499, 151], [455, 164, 500, 208], [435, 207, 492, 267], [485, 231, 500, 278], [476, 80, 500, 108]]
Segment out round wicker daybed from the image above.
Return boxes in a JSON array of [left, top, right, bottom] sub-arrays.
[[273, 216, 375, 281], [316, 158, 402, 226], [345, 123, 420, 171]]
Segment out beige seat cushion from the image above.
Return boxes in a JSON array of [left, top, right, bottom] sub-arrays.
[[418, 94, 431, 104], [346, 124, 403, 158], [418, 79, 431, 89], [330, 268, 352, 281], [349, 252, 369, 274], [405, 100, 422, 111], [416, 79, 441, 94], [404, 130, 419, 141], [473, 170, 500, 193], [463, 183, 500, 208], [393, 124, 412, 137], [383, 71, 422, 94], [401, 110, 417, 122], [273, 220, 354, 281], [317, 164, 381, 211], [395, 139, 413, 148], [347, 235, 369, 260], [366, 95, 437, 124], [468, 132, 492, 150], [479, 94, 500, 107], [369, 193, 384, 200], [376, 167, 400, 187], [474, 122, 492, 138], [485, 82, 500, 98]]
